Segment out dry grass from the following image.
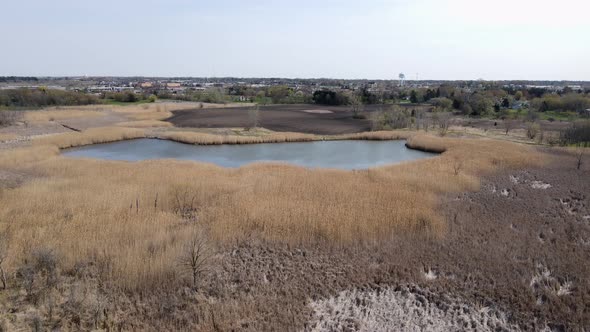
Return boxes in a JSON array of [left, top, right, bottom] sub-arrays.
[[33, 127, 145, 149], [0, 130, 545, 291], [159, 130, 317, 145], [116, 120, 173, 128], [159, 130, 411, 145], [0, 133, 17, 142], [22, 102, 222, 124], [24, 109, 105, 122], [0, 145, 59, 168], [111, 103, 201, 121]]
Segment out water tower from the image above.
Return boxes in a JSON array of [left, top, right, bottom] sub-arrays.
[[398, 73, 405, 87]]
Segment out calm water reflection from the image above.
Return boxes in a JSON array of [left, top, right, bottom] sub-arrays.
[[63, 138, 436, 169]]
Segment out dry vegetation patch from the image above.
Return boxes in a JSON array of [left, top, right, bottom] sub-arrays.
[[33, 127, 145, 149], [110, 103, 201, 121], [307, 285, 519, 331], [0, 130, 546, 295], [24, 108, 105, 122], [115, 120, 173, 128], [0, 126, 555, 330], [0, 133, 17, 142]]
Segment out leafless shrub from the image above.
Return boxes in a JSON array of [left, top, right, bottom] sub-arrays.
[[503, 119, 517, 135], [28, 312, 43, 332], [170, 186, 200, 222], [16, 247, 60, 305], [436, 112, 452, 136], [178, 229, 213, 290], [576, 149, 584, 170], [349, 95, 364, 119], [526, 122, 540, 139], [0, 230, 10, 289], [371, 106, 412, 131], [559, 120, 590, 146], [453, 158, 463, 176], [31, 247, 59, 288], [537, 128, 545, 144], [246, 105, 259, 131], [0, 111, 21, 127]]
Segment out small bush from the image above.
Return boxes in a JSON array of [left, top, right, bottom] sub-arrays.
[[0, 111, 20, 127], [560, 121, 590, 146], [526, 123, 541, 139]]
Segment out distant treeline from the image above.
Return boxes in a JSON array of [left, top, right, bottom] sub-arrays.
[[102, 91, 155, 103], [0, 88, 160, 108], [0, 76, 39, 82], [0, 88, 98, 108]]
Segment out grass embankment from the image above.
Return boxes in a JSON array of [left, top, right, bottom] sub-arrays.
[[0, 128, 544, 291]]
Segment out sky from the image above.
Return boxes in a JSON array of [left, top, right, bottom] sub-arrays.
[[1, 0, 589, 80]]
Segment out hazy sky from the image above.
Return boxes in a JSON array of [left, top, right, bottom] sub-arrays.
[[2, 0, 589, 80]]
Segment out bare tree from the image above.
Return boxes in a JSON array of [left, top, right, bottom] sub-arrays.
[[503, 119, 517, 135], [453, 158, 463, 176], [0, 230, 10, 289], [247, 105, 259, 130], [526, 122, 540, 139], [349, 95, 364, 119], [0, 111, 21, 127], [178, 229, 213, 290], [170, 186, 200, 222], [437, 112, 452, 136], [576, 148, 584, 170]]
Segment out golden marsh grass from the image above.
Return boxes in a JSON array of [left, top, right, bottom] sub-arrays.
[[0, 128, 545, 290], [116, 120, 174, 128], [24, 109, 105, 122], [33, 126, 145, 149]]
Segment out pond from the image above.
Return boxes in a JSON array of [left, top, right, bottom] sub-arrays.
[[62, 138, 436, 169]]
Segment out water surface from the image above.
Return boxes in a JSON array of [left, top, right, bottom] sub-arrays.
[[63, 138, 436, 169]]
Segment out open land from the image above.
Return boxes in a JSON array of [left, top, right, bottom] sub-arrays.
[[0, 103, 588, 331]]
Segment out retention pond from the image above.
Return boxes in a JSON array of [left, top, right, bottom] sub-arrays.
[[62, 138, 437, 169]]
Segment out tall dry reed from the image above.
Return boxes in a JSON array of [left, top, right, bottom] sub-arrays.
[[0, 130, 545, 290]]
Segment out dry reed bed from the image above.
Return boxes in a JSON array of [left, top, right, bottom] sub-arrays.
[[22, 102, 203, 123], [33, 127, 145, 149], [0, 133, 18, 142], [24, 109, 105, 122], [0, 129, 545, 290], [157, 130, 411, 145], [30, 126, 411, 148], [115, 120, 174, 128]]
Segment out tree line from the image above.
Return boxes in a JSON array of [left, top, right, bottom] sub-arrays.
[[0, 88, 98, 108]]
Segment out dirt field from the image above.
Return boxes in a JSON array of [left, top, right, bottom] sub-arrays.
[[167, 104, 404, 135]]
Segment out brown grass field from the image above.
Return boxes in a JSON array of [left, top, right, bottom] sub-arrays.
[[1, 105, 588, 330], [0, 127, 543, 290]]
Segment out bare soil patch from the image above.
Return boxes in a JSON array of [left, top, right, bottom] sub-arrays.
[[167, 104, 398, 135]]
